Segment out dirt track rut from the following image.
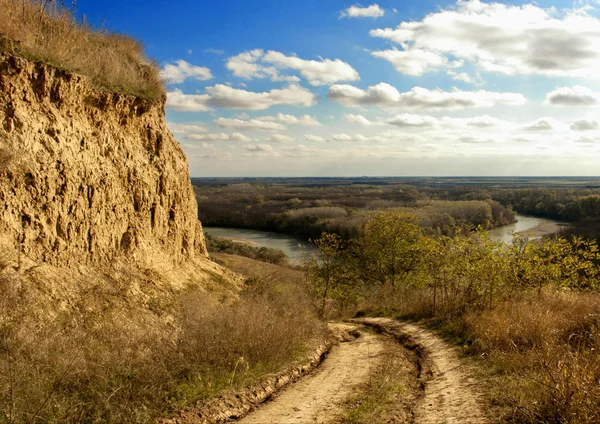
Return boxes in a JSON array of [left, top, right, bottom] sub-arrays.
[[360, 318, 489, 424], [237, 319, 489, 424], [238, 323, 383, 424]]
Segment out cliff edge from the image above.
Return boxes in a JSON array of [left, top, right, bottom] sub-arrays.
[[0, 52, 207, 267]]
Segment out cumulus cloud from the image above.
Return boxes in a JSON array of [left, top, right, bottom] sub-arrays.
[[448, 71, 483, 85], [166, 84, 317, 112], [340, 4, 385, 18], [384, 114, 509, 129], [188, 133, 253, 142], [257, 113, 321, 126], [284, 144, 319, 157], [165, 90, 211, 112], [327, 83, 526, 110], [214, 117, 287, 131], [244, 143, 274, 152], [574, 136, 600, 144], [305, 134, 327, 142], [371, 49, 461, 76], [343, 114, 377, 126], [332, 133, 385, 142], [182, 142, 215, 150], [161, 60, 212, 83], [167, 122, 208, 135], [226, 49, 300, 82], [262, 51, 360, 86], [370, 0, 600, 78], [452, 115, 508, 128], [388, 114, 439, 128], [521, 118, 558, 132], [571, 119, 600, 131], [545, 86, 600, 107], [265, 134, 295, 143], [226, 49, 359, 86]]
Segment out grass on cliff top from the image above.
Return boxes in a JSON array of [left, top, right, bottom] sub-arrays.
[[0, 0, 164, 99]]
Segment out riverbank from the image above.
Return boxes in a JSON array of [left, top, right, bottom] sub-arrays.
[[515, 220, 568, 239]]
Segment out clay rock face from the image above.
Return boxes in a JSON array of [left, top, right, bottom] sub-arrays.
[[0, 53, 208, 267]]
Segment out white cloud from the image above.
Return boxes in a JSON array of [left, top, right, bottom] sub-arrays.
[[284, 144, 319, 157], [447, 115, 507, 128], [182, 142, 216, 150], [166, 84, 317, 112], [571, 119, 600, 131], [226, 49, 359, 86], [204, 48, 224, 55], [332, 133, 354, 141], [257, 113, 321, 126], [225, 49, 264, 79], [545, 86, 600, 107], [262, 51, 360, 86], [188, 133, 253, 142], [226, 49, 300, 82], [371, 49, 460, 76], [244, 143, 275, 152], [340, 4, 385, 18], [165, 89, 212, 112], [343, 114, 377, 126], [332, 133, 384, 142], [368, 113, 509, 129], [167, 122, 208, 134], [574, 136, 600, 144], [448, 71, 483, 85], [235, 112, 250, 119], [522, 118, 559, 132], [265, 134, 295, 143], [161, 60, 212, 83], [305, 134, 327, 142], [214, 117, 287, 131], [388, 114, 439, 128], [370, 0, 600, 78], [328, 83, 526, 110]]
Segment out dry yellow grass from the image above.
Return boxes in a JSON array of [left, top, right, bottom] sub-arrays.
[[0, 0, 164, 98], [0, 256, 322, 423], [461, 292, 600, 423]]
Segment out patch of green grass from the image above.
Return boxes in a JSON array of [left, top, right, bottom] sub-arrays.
[[335, 337, 418, 424]]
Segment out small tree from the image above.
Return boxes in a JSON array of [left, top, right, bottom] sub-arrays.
[[356, 210, 426, 288], [308, 233, 357, 318]]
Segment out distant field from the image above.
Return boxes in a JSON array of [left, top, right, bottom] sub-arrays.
[[192, 176, 600, 189]]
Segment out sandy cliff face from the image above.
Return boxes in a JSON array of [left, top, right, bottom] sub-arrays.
[[0, 53, 207, 267]]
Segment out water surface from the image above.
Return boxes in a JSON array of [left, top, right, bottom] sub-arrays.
[[487, 214, 563, 244], [203, 227, 315, 263]]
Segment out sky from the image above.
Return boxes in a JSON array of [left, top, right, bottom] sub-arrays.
[[78, 0, 600, 176]]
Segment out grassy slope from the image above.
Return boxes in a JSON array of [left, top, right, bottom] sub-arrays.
[[0, 0, 164, 98]]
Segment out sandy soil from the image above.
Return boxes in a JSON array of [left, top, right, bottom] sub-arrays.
[[515, 220, 567, 238], [219, 237, 259, 246], [237, 323, 384, 424], [359, 318, 489, 424]]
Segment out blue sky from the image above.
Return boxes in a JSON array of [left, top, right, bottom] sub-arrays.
[[79, 1, 600, 176]]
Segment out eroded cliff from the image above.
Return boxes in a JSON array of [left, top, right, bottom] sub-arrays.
[[0, 52, 207, 267]]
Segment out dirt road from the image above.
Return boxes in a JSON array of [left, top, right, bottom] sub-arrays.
[[236, 319, 488, 424], [360, 318, 489, 424], [238, 323, 384, 424]]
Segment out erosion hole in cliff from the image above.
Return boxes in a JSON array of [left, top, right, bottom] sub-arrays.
[[21, 214, 31, 225], [150, 204, 157, 228]]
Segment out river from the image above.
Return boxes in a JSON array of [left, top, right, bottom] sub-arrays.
[[203, 227, 315, 263], [486, 214, 566, 244], [204, 215, 565, 262]]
